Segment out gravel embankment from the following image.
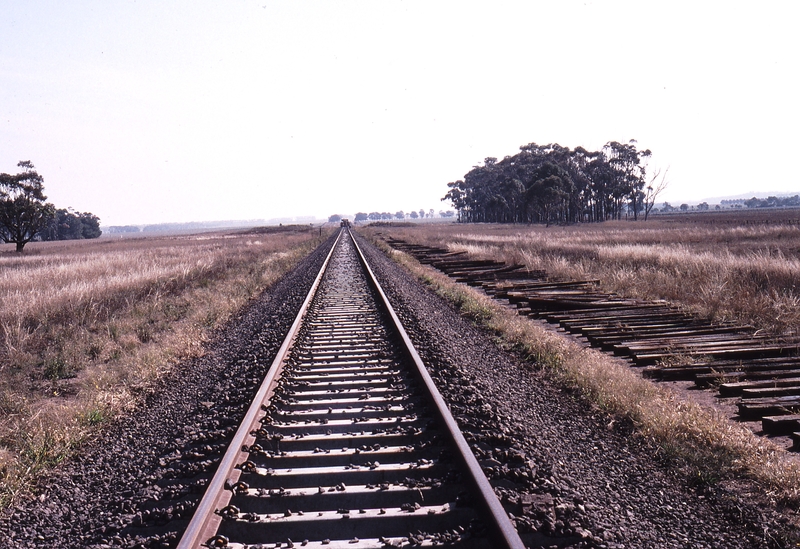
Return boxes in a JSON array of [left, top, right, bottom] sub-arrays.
[[0, 231, 791, 548]]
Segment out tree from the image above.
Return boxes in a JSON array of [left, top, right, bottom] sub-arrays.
[[328, 214, 342, 223], [80, 212, 101, 238], [0, 161, 56, 252], [41, 208, 102, 240], [409, 210, 418, 219], [744, 197, 762, 208], [354, 212, 368, 222], [395, 211, 405, 220], [524, 162, 574, 224], [680, 203, 689, 211], [604, 140, 651, 221], [643, 167, 669, 221], [418, 209, 425, 219]]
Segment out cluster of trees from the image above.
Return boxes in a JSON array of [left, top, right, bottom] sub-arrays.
[[443, 141, 666, 224], [660, 202, 695, 213], [356, 209, 436, 221], [744, 195, 800, 209], [0, 161, 101, 251], [40, 209, 101, 241]]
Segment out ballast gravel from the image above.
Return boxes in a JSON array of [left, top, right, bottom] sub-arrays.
[[0, 230, 792, 548]]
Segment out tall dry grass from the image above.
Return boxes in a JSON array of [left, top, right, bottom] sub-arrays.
[[0, 227, 329, 505]]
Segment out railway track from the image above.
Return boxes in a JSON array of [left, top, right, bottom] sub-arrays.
[[384, 237, 800, 448], [177, 229, 524, 548]]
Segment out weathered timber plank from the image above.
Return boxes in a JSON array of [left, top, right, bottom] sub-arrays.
[[738, 396, 800, 419], [648, 358, 800, 381], [720, 377, 800, 397], [544, 304, 673, 320], [633, 344, 800, 366], [619, 336, 773, 354], [560, 313, 692, 327], [588, 325, 745, 341], [695, 368, 800, 386], [570, 319, 697, 333], [762, 415, 800, 435], [591, 329, 753, 352], [741, 386, 800, 399]]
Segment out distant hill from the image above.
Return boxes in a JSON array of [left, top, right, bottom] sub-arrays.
[[699, 191, 800, 204], [102, 217, 331, 235], [104, 219, 268, 235]]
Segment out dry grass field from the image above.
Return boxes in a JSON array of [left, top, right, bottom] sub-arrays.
[[363, 210, 800, 504], [0, 226, 329, 505]]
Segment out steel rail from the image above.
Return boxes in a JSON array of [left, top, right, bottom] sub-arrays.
[[350, 230, 525, 549], [177, 230, 343, 549]]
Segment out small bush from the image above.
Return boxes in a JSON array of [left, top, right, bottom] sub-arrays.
[[43, 357, 74, 380], [135, 324, 152, 343], [83, 408, 104, 426]]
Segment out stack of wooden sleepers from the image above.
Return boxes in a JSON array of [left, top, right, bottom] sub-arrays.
[[385, 237, 800, 448]]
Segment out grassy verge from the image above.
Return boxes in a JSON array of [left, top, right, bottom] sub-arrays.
[[0, 227, 330, 506], [373, 236, 800, 506]]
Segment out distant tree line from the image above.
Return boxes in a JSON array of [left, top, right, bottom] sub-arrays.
[[329, 211, 455, 223], [443, 140, 665, 224], [743, 195, 800, 209], [0, 161, 101, 251], [105, 225, 142, 234]]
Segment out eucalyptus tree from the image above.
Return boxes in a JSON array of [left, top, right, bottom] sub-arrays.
[[443, 181, 467, 221], [0, 161, 56, 252], [603, 140, 651, 220], [524, 162, 574, 224]]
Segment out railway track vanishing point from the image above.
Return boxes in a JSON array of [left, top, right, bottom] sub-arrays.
[[177, 229, 524, 549]]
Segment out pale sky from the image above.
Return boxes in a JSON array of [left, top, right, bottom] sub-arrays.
[[1, 1, 798, 225]]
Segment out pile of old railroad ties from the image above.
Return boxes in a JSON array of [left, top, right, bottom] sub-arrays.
[[384, 237, 800, 449]]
